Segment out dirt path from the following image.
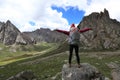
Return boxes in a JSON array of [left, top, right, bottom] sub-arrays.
[[19, 51, 69, 65], [82, 50, 120, 58]]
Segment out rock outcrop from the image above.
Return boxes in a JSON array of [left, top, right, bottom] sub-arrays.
[[78, 8, 120, 50], [6, 70, 37, 80], [62, 63, 106, 80]]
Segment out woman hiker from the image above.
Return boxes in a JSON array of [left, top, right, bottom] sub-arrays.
[[55, 23, 92, 68]]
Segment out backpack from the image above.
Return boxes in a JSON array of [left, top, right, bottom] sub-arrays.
[[69, 28, 80, 45]]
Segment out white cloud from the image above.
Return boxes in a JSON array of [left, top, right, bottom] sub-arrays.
[[0, 0, 40, 31], [0, 0, 120, 32], [84, 0, 120, 21], [0, 0, 71, 32]]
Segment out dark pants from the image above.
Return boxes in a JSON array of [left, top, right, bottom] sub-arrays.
[[69, 44, 80, 64]]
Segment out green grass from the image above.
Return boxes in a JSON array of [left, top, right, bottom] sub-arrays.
[[80, 55, 111, 78], [0, 52, 66, 80], [1, 51, 120, 80]]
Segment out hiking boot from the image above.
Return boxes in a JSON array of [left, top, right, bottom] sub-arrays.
[[78, 64, 81, 68]]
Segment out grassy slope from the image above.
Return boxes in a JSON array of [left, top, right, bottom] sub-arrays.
[[0, 42, 57, 65], [0, 43, 120, 80]]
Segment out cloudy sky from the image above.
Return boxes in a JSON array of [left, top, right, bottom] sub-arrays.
[[0, 0, 120, 32]]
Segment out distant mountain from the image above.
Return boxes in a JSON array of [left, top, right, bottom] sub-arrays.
[[78, 8, 120, 50], [0, 20, 67, 45], [0, 20, 20, 45], [0, 20, 34, 45], [23, 28, 67, 43]]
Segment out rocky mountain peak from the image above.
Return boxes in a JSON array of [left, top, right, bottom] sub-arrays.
[[83, 8, 110, 23], [103, 8, 109, 18], [0, 20, 34, 45], [0, 20, 20, 45], [5, 20, 20, 32], [78, 9, 120, 50], [6, 20, 11, 24]]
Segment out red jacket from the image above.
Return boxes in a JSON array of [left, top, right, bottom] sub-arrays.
[[55, 28, 92, 36]]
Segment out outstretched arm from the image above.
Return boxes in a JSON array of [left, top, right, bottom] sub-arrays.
[[55, 29, 69, 35], [79, 28, 92, 33]]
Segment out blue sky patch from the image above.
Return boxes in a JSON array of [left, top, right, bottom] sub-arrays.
[[52, 6, 85, 25], [29, 21, 36, 26]]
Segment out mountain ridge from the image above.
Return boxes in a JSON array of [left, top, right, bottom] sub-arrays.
[[0, 20, 67, 45], [23, 28, 67, 43]]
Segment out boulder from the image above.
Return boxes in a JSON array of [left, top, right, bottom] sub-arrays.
[[62, 63, 105, 80], [6, 70, 37, 80]]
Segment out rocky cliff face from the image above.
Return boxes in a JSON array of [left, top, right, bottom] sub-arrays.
[[78, 9, 120, 50], [0, 20, 21, 45], [15, 33, 34, 45]]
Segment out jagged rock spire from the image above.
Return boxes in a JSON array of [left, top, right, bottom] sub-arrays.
[[103, 8, 110, 18]]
